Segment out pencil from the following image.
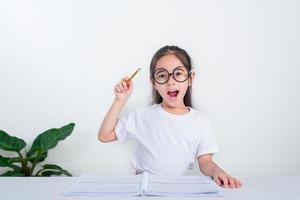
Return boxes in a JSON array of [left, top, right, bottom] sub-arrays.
[[126, 68, 140, 87], [128, 68, 141, 81]]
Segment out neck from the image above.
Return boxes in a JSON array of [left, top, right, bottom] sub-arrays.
[[161, 101, 190, 115]]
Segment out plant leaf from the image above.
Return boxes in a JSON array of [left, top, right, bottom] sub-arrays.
[[40, 171, 62, 176], [27, 151, 48, 163], [0, 170, 24, 176], [0, 155, 12, 166], [42, 164, 64, 170], [27, 123, 75, 156], [39, 164, 72, 176], [9, 164, 22, 171], [0, 155, 22, 171], [0, 130, 26, 152]]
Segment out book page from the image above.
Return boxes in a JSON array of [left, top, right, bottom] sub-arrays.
[[145, 174, 223, 197], [63, 174, 143, 197]]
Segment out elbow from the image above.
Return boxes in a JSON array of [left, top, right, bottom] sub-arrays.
[[98, 132, 106, 143], [98, 130, 115, 143]]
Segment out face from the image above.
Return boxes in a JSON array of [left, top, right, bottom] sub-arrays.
[[152, 54, 194, 108]]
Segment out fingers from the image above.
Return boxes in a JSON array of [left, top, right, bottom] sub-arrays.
[[123, 77, 133, 89], [124, 76, 134, 90], [234, 178, 242, 188], [115, 83, 124, 94], [114, 77, 132, 94], [228, 177, 242, 188], [229, 177, 235, 188], [222, 175, 229, 188], [215, 174, 242, 189], [213, 175, 221, 186], [121, 77, 129, 90], [114, 84, 120, 93]]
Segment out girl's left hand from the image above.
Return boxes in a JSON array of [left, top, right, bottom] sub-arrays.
[[212, 170, 242, 188]]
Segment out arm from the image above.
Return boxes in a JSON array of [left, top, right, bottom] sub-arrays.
[[197, 154, 242, 188], [98, 77, 133, 143]]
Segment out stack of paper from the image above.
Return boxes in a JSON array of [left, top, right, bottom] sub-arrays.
[[63, 172, 223, 197]]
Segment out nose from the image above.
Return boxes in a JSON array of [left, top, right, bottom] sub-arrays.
[[167, 74, 176, 85]]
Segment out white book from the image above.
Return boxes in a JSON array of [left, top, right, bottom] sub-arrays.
[[63, 172, 223, 197]]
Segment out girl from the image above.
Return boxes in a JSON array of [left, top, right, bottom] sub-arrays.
[[98, 45, 242, 188]]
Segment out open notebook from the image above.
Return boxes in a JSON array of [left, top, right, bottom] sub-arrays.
[[63, 172, 223, 197]]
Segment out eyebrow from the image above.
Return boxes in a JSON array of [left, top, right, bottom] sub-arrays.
[[155, 66, 186, 72]]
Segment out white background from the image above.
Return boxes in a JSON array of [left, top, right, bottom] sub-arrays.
[[0, 0, 299, 177]]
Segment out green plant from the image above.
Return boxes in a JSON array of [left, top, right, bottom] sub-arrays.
[[0, 123, 75, 177]]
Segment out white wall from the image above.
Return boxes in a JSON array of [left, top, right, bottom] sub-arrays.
[[0, 0, 299, 177]]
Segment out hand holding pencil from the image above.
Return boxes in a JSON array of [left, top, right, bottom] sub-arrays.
[[114, 68, 141, 101]]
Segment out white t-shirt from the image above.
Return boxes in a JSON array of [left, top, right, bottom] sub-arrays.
[[115, 104, 219, 176]]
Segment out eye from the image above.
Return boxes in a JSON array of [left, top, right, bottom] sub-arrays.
[[158, 74, 166, 78], [175, 71, 183, 76]]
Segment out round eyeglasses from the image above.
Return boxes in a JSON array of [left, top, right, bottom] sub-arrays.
[[152, 66, 191, 84]]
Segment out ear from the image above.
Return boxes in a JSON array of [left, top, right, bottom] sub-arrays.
[[188, 71, 195, 86], [151, 79, 158, 90]]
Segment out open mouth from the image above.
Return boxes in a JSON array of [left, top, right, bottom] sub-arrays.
[[167, 90, 179, 97]]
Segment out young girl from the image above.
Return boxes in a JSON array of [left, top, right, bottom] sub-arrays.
[[98, 45, 242, 189]]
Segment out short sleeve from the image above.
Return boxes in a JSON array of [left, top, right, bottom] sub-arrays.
[[196, 117, 219, 158], [115, 111, 138, 142]]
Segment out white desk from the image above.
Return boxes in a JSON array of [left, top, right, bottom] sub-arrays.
[[1, 176, 299, 200]]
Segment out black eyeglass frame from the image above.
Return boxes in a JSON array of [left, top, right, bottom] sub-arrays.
[[152, 66, 192, 84]]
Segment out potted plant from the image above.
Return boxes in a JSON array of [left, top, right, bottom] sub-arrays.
[[0, 123, 75, 176]]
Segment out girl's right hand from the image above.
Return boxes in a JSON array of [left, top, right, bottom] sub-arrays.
[[114, 76, 133, 102]]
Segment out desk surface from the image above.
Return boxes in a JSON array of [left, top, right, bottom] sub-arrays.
[[1, 176, 299, 200]]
